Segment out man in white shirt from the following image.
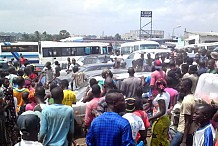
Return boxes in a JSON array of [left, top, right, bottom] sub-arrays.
[[122, 98, 147, 144]]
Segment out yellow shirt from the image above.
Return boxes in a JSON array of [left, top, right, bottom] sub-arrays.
[[13, 88, 29, 111], [62, 89, 76, 106]]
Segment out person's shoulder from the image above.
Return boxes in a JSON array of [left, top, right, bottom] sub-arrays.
[[182, 94, 195, 103], [64, 89, 76, 94], [63, 104, 74, 111]]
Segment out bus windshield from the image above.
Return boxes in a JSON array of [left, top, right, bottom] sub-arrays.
[[140, 44, 159, 50], [121, 47, 131, 55]]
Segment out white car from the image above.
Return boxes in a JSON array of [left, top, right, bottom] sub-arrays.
[[124, 49, 171, 68]]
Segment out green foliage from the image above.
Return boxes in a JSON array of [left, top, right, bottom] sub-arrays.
[[0, 30, 71, 42], [115, 33, 121, 40]]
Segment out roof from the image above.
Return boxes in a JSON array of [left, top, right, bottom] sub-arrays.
[[186, 31, 218, 37]]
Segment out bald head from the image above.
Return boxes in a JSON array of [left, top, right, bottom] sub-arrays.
[[51, 87, 64, 103], [105, 89, 125, 113], [128, 67, 135, 76]]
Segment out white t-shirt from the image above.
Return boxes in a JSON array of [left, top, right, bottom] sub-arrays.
[[152, 92, 170, 116], [193, 124, 216, 146], [15, 139, 43, 146], [122, 113, 145, 140]]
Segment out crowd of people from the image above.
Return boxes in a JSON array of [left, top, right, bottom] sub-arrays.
[[0, 48, 218, 146]]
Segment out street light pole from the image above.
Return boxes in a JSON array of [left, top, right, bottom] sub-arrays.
[[172, 25, 181, 39]]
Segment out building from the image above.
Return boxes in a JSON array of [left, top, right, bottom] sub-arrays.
[[184, 31, 218, 45], [121, 30, 164, 40]]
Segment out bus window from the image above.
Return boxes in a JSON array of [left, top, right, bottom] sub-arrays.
[[85, 47, 91, 55], [71, 48, 76, 55], [2, 45, 38, 52], [52, 48, 61, 57], [134, 45, 139, 51], [121, 47, 131, 55], [91, 47, 100, 54], [43, 48, 51, 57], [108, 47, 113, 54], [76, 47, 85, 56], [102, 47, 107, 54], [142, 44, 159, 50], [62, 48, 71, 56]]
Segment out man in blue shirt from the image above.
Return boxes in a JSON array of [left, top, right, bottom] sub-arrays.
[[39, 87, 74, 146], [86, 89, 135, 146]]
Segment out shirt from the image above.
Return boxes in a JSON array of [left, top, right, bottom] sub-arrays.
[[13, 88, 29, 111], [86, 112, 135, 146], [15, 139, 43, 146], [39, 104, 74, 146], [152, 92, 170, 116], [177, 94, 197, 133], [150, 70, 166, 96], [123, 113, 145, 140], [120, 76, 141, 98], [85, 97, 101, 127], [193, 124, 215, 146], [43, 67, 54, 84], [164, 88, 178, 107], [133, 110, 150, 142], [62, 89, 76, 106]]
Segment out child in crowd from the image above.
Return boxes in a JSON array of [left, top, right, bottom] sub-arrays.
[[192, 103, 216, 146]]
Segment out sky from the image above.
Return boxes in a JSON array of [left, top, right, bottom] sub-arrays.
[[0, 0, 218, 38]]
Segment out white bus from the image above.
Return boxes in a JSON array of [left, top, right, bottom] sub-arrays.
[[112, 40, 160, 59], [39, 41, 112, 64], [0, 42, 39, 63]]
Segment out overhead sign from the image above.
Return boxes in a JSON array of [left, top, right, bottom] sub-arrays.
[[141, 11, 152, 17]]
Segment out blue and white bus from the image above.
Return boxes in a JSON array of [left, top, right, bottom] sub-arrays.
[[0, 42, 39, 63], [0, 41, 113, 65]]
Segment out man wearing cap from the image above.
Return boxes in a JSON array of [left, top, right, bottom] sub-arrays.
[[15, 114, 42, 146], [122, 98, 147, 144], [120, 67, 141, 98], [211, 51, 218, 70]]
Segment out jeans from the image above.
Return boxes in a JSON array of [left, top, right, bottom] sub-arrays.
[[170, 132, 193, 146], [170, 132, 183, 146]]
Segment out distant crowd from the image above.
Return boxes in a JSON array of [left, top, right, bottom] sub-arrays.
[[0, 48, 218, 146]]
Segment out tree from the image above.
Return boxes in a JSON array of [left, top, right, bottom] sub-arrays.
[[59, 30, 70, 40], [41, 31, 47, 41], [22, 33, 31, 41], [34, 31, 41, 41], [115, 33, 121, 40]]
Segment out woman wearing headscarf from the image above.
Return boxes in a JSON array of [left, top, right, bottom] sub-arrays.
[[149, 79, 171, 146]]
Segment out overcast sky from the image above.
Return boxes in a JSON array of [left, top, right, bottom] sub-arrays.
[[0, 0, 218, 38]]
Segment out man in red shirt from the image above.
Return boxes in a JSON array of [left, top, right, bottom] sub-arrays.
[[19, 54, 26, 65]]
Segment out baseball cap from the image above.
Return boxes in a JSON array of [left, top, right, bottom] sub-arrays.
[[17, 114, 40, 134], [125, 98, 136, 112], [154, 60, 162, 69], [211, 52, 218, 60]]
